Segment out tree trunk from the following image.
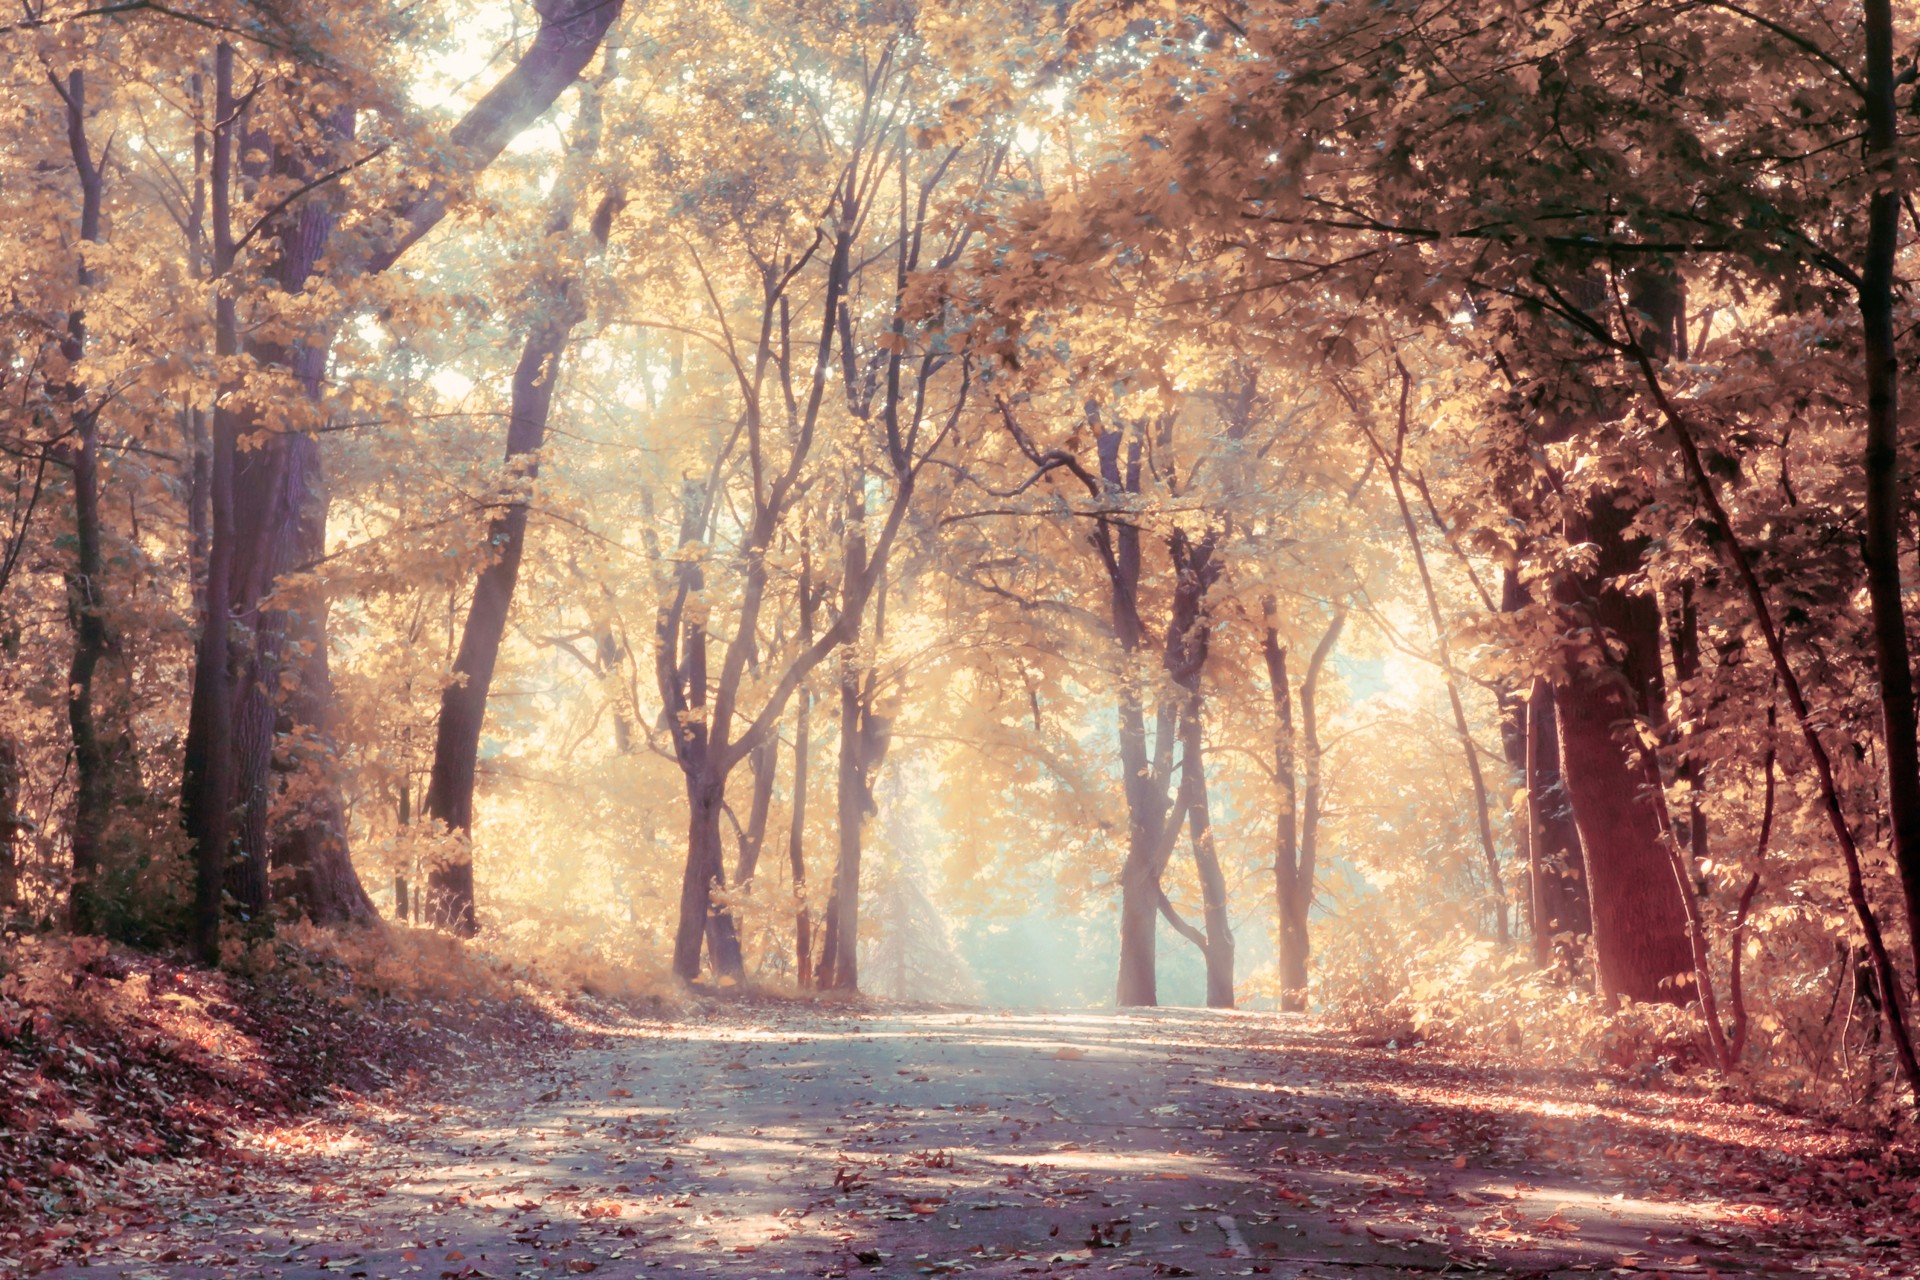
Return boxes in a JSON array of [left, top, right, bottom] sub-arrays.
[[1114, 689, 1162, 1006], [1860, 0, 1920, 992], [1293, 607, 1345, 1010], [424, 315, 572, 934], [1179, 701, 1234, 1007], [822, 659, 866, 992], [1263, 599, 1305, 1011], [677, 778, 730, 978], [55, 67, 110, 936], [180, 3, 625, 946], [0, 736, 18, 914], [272, 461, 376, 924], [789, 681, 813, 988], [1525, 681, 1591, 963], [182, 44, 242, 964], [1553, 494, 1696, 1005], [1096, 428, 1170, 1009], [1163, 530, 1230, 1006], [1666, 583, 1708, 864]]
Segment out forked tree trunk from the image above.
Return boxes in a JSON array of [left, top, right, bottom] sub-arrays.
[[1554, 495, 1696, 1005], [181, 4, 624, 950]]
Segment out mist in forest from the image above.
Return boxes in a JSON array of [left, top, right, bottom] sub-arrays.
[[2, 0, 1920, 1138]]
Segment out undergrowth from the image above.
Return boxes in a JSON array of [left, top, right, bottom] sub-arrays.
[[1316, 927, 1918, 1131], [0, 922, 600, 1268]]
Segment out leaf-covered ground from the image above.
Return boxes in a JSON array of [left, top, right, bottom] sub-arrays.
[[9, 984, 1917, 1279]]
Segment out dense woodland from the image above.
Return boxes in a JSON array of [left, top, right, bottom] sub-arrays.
[[2, 0, 1919, 1127]]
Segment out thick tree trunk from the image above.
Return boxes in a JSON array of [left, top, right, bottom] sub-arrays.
[[182, 45, 242, 964], [1162, 531, 1230, 1005], [676, 779, 730, 978], [273, 460, 376, 924], [1860, 0, 1920, 993], [64, 408, 108, 936], [1554, 495, 1696, 1005], [1096, 429, 1170, 1009]]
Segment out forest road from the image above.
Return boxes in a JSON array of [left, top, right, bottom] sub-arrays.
[[41, 1004, 1853, 1279]]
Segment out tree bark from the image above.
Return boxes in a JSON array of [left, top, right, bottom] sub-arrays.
[[1553, 493, 1696, 1005]]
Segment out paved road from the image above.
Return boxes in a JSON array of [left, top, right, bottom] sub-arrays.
[[44, 1005, 1817, 1278]]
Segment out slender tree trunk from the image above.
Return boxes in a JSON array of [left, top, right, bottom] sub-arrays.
[[55, 68, 111, 936], [1099, 430, 1167, 1009], [424, 316, 572, 934], [1263, 598, 1305, 1011], [0, 736, 18, 913], [821, 484, 873, 992], [1667, 584, 1708, 863], [1179, 699, 1233, 1007], [1295, 607, 1344, 1009], [824, 657, 865, 992], [790, 681, 813, 988], [1554, 495, 1697, 1005], [1525, 679, 1550, 969], [1525, 682, 1591, 965], [1114, 690, 1162, 1006]]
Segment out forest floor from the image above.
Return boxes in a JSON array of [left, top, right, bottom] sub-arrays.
[[14, 991, 1920, 1280]]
